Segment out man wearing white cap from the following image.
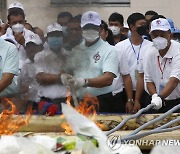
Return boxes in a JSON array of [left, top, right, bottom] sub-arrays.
[[18, 34, 43, 108], [144, 18, 180, 113], [1, 9, 41, 71], [34, 23, 68, 113], [61, 11, 118, 112]]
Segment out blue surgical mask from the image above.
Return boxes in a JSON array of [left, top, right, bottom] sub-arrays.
[[48, 37, 63, 52]]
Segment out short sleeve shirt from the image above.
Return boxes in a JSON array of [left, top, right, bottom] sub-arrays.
[[65, 38, 119, 97], [0, 38, 19, 96]]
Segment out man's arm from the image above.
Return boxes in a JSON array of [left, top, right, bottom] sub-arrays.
[[134, 73, 144, 113], [35, 72, 60, 85], [87, 72, 115, 88], [147, 82, 157, 95], [122, 74, 133, 100], [159, 77, 179, 98], [0, 73, 14, 93], [122, 74, 134, 113]]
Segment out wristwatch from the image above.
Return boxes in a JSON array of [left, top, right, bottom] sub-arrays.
[[127, 98, 134, 104], [83, 78, 89, 87]]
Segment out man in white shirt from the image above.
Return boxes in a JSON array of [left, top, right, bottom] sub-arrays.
[[61, 11, 119, 113], [19, 33, 43, 111], [1, 9, 41, 70], [35, 23, 68, 113], [145, 18, 180, 113], [115, 13, 152, 113]]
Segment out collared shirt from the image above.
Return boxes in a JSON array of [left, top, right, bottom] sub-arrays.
[[112, 46, 130, 95], [0, 38, 19, 97], [19, 59, 40, 102], [145, 40, 180, 100], [65, 38, 118, 97], [35, 49, 68, 99], [115, 38, 151, 90], [2, 28, 41, 70]]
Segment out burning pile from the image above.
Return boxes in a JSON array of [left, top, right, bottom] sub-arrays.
[[0, 98, 32, 135]]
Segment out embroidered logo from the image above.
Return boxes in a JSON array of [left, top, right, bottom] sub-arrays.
[[30, 35, 34, 39], [88, 13, 93, 19], [93, 52, 101, 63], [156, 20, 161, 25]]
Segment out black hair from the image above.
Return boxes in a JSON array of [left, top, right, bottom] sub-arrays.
[[145, 10, 158, 16], [57, 12, 73, 19], [68, 14, 82, 24], [7, 9, 25, 21], [100, 20, 114, 45], [149, 15, 166, 23], [100, 20, 108, 32], [108, 12, 124, 25], [127, 13, 145, 29], [25, 22, 33, 30], [8, 7, 24, 14]]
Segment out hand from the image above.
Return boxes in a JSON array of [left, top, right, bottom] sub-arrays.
[[14, 33, 25, 45], [0, 23, 9, 36], [60, 73, 73, 86], [125, 102, 134, 114], [151, 94, 162, 110], [68, 77, 85, 89], [133, 101, 141, 113]]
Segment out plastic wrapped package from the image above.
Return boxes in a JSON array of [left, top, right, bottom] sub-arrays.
[[0, 135, 55, 154]]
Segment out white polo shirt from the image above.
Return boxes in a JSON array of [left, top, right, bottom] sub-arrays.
[[65, 38, 118, 97], [112, 46, 130, 95], [0, 38, 19, 97], [115, 38, 151, 90], [35, 49, 68, 99], [2, 28, 41, 70], [144, 40, 180, 100]]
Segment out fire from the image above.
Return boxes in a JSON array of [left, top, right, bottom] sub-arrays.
[[61, 94, 99, 135], [0, 98, 32, 135]]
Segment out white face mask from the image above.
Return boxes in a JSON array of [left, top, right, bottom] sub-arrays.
[[82, 29, 99, 43], [152, 37, 168, 50], [12, 23, 24, 33], [109, 26, 120, 36]]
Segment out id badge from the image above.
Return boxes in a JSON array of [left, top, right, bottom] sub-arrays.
[[135, 70, 139, 80]]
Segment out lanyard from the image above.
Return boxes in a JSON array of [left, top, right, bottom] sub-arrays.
[[129, 38, 143, 64], [158, 56, 168, 79]]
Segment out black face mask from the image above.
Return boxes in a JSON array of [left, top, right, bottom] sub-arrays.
[[136, 25, 148, 36]]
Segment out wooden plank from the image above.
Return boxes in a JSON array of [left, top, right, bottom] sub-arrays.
[[19, 114, 180, 132]]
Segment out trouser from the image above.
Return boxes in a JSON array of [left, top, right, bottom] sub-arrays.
[[156, 98, 180, 113], [97, 92, 114, 113]]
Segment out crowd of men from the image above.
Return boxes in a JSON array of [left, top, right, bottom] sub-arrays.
[[0, 1, 180, 115]]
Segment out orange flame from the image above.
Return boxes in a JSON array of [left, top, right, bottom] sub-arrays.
[[61, 94, 99, 135], [0, 98, 32, 135]]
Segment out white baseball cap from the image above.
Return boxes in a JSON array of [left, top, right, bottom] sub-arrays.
[[150, 18, 171, 33], [81, 11, 101, 28], [8, 1, 24, 10], [25, 34, 42, 46], [47, 23, 63, 34]]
